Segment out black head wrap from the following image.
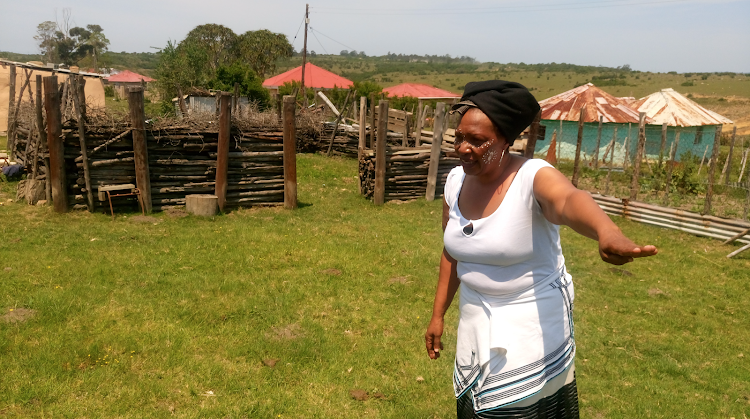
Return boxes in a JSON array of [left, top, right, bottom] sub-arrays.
[[451, 80, 540, 144]]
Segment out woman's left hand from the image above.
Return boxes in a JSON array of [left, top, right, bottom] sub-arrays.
[[598, 227, 658, 265]]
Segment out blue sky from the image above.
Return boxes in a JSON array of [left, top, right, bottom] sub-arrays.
[[1, 0, 749, 73]]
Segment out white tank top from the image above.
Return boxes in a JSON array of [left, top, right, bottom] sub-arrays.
[[443, 159, 565, 296]]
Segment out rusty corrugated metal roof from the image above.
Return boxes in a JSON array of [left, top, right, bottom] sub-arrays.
[[631, 88, 733, 126], [538, 83, 642, 123]]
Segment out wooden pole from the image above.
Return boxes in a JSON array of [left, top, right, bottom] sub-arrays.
[[326, 89, 353, 156], [369, 92, 376, 149], [32, 75, 44, 180], [524, 109, 542, 159], [658, 123, 668, 169], [663, 129, 680, 205], [426, 102, 446, 201], [402, 112, 410, 147], [571, 106, 586, 187], [233, 82, 240, 114], [300, 4, 309, 107], [36, 75, 51, 202], [374, 100, 389, 205], [629, 112, 647, 201], [697, 144, 709, 176], [7, 65, 16, 159], [593, 115, 603, 168], [215, 93, 231, 212], [128, 87, 152, 213], [176, 85, 188, 117], [71, 76, 94, 212], [703, 125, 723, 215], [723, 126, 737, 184], [43, 76, 67, 213], [358, 96, 366, 195], [77, 76, 87, 121], [605, 127, 617, 195], [415, 101, 424, 147], [623, 123, 632, 170], [283, 95, 297, 209]]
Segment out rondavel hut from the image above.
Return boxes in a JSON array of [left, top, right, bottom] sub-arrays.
[[262, 63, 353, 98], [534, 83, 644, 164], [629, 88, 733, 161]]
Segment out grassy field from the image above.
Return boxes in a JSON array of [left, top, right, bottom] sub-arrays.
[[1, 154, 749, 418]]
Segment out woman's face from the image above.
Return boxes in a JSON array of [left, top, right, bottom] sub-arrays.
[[454, 108, 508, 176]]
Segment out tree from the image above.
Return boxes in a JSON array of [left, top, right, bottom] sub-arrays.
[[34, 21, 57, 63], [205, 62, 269, 107], [181, 24, 238, 77], [85, 24, 110, 71], [155, 39, 207, 102], [237, 29, 293, 79]]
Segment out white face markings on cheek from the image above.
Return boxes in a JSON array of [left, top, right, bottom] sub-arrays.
[[480, 138, 498, 165]]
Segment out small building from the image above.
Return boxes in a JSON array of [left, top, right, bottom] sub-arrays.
[[262, 63, 353, 97], [0, 59, 106, 134], [105, 70, 156, 100], [630, 88, 733, 160], [171, 88, 252, 117], [535, 83, 645, 162]]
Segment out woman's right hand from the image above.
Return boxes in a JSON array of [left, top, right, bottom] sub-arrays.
[[425, 316, 445, 360]]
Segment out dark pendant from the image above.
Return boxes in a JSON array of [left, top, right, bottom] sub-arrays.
[[463, 223, 474, 235]]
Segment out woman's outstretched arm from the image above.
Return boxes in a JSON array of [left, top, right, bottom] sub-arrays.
[[534, 167, 658, 265]]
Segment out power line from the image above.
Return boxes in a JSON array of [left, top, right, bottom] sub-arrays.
[[309, 28, 329, 55], [313, 0, 695, 15], [308, 26, 357, 52], [291, 12, 306, 48]]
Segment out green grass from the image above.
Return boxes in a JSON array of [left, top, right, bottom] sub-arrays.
[[0, 135, 7, 151], [1, 154, 749, 418]]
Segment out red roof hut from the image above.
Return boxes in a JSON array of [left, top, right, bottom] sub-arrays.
[[262, 63, 353, 96]]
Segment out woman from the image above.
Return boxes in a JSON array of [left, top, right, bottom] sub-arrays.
[[424, 81, 657, 418]]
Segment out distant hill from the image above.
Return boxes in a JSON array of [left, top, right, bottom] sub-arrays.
[[0, 51, 159, 76]]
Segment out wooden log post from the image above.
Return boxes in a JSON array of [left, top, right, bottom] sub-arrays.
[[374, 100, 389, 206], [524, 109, 542, 159], [7, 65, 16, 158], [703, 124, 723, 215], [415, 101, 424, 147], [77, 76, 87, 121], [36, 75, 52, 202], [71, 76, 94, 211], [623, 122, 632, 170], [426, 102, 446, 201], [604, 127, 617, 195], [283, 95, 297, 209], [723, 126, 737, 184], [629, 112, 647, 201], [593, 115, 603, 168], [658, 123, 668, 169], [176, 85, 188, 117], [233, 82, 240, 114], [402, 112, 410, 147], [571, 106, 586, 187], [358, 96, 366, 195], [369, 92, 376, 149], [128, 87, 152, 213], [215, 93, 231, 211], [43, 76, 67, 213], [663, 129, 680, 206]]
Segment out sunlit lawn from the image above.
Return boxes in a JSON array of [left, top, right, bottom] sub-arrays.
[[0, 154, 748, 418]]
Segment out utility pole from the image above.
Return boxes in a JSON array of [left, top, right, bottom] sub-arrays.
[[300, 3, 309, 108]]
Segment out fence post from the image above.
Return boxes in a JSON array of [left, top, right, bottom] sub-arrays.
[[402, 112, 410, 147], [233, 82, 240, 114], [415, 100, 424, 147], [369, 92, 377, 149], [571, 106, 586, 187], [283, 95, 298, 209], [593, 115, 603, 168], [374, 100, 389, 206], [43, 76, 68, 213], [7, 65, 16, 159], [605, 127, 617, 195], [703, 125, 723, 215], [723, 126, 737, 184], [426, 102, 446, 201], [658, 123, 668, 169], [629, 112, 647, 201], [128, 87, 152, 213], [36, 75, 52, 202], [663, 129, 680, 205], [623, 122, 632, 170], [358, 97, 366, 195], [524, 109, 542, 159], [71, 76, 94, 212], [215, 93, 231, 212]]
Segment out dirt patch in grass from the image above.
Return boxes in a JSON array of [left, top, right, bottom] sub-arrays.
[[164, 207, 188, 218], [648, 288, 668, 297], [320, 268, 342, 276], [129, 215, 161, 224], [1, 308, 37, 323], [268, 323, 303, 340], [388, 275, 411, 284]]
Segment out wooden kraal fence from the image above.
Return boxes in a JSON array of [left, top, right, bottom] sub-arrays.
[[17, 76, 298, 213], [359, 101, 459, 204], [592, 194, 750, 258]]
